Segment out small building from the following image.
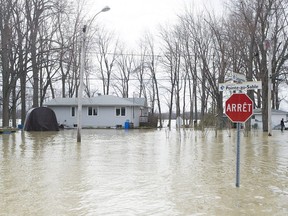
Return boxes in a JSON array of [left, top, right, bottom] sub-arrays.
[[251, 108, 288, 129], [24, 107, 59, 131], [43, 95, 149, 128]]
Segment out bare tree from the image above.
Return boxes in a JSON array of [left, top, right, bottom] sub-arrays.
[[179, 12, 204, 127], [226, 0, 266, 133], [12, 1, 30, 125], [228, 0, 288, 132], [0, 0, 17, 127], [191, 16, 212, 122], [139, 32, 163, 127], [114, 47, 135, 98], [25, 0, 44, 107], [54, 0, 82, 98], [204, 14, 229, 129], [94, 27, 118, 95], [159, 25, 183, 129]]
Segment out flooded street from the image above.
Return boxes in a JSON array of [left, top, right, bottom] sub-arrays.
[[0, 128, 288, 215]]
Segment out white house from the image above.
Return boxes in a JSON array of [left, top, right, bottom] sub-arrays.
[[43, 95, 149, 128], [251, 108, 288, 129]]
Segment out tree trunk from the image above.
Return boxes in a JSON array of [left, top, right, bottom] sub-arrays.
[[0, 3, 12, 127]]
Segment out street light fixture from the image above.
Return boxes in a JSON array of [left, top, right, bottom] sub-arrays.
[[77, 6, 110, 142], [88, 6, 110, 29]]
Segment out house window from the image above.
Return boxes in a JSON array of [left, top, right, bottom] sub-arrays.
[[116, 107, 126, 116], [71, 107, 76, 117], [88, 107, 98, 116]]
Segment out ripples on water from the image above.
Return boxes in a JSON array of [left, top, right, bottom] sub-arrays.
[[0, 128, 288, 215]]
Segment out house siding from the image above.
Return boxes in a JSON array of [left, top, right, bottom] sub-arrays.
[[44, 95, 148, 128], [54, 106, 76, 126], [251, 112, 287, 129], [51, 105, 141, 128]]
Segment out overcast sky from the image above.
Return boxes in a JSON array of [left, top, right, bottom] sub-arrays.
[[85, 0, 225, 48]]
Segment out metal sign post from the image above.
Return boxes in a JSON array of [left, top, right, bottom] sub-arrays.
[[236, 122, 241, 187], [220, 76, 261, 187], [225, 93, 254, 187]]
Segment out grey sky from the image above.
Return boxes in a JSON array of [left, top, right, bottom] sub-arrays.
[[86, 0, 225, 47]]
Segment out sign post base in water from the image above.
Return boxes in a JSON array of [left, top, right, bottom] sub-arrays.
[[236, 122, 240, 187]]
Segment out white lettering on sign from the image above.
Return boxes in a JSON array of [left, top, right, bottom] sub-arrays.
[[218, 81, 262, 91], [226, 103, 252, 112]]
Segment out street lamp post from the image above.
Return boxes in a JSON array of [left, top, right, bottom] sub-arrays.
[[267, 42, 272, 136], [267, 11, 273, 136], [77, 6, 110, 142]]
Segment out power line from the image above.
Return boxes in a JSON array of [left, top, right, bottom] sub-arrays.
[[87, 51, 164, 58], [85, 78, 183, 81]]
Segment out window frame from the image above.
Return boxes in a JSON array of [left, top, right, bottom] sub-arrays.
[[87, 106, 99, 116], [71, 107, 76, 117], [116, 107, 126, 117]]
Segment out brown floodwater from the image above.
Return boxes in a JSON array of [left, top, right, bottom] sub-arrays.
[[0, 128, 287, 215]]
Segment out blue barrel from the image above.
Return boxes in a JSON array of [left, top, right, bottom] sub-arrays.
[[124, 121, 130, 129]]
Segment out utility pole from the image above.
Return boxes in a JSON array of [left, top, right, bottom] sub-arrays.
[[267, 12, 273, 136], [77, 25, 86, 142], [76, 6, 110, 142]]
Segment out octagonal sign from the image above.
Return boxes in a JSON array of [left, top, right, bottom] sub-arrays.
[[225, 93, 253, 123]]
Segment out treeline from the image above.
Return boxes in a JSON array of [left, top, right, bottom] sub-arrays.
[[1, 0, 288, 131]]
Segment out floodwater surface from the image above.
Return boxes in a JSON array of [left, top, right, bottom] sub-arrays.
[[0, 128, 288, 215]]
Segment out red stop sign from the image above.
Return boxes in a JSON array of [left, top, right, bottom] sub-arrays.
[[225, 93, 253, 122]]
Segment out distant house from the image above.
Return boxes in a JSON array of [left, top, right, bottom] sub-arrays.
[[251, 108, 288, 129], [43, 95, 149, 128]]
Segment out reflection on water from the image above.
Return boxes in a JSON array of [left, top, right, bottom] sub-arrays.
[[0, 129, 288, 215]]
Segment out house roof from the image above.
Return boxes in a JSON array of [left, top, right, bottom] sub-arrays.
[[253, 108, 288, 115], [44, 95, 146, 107]]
